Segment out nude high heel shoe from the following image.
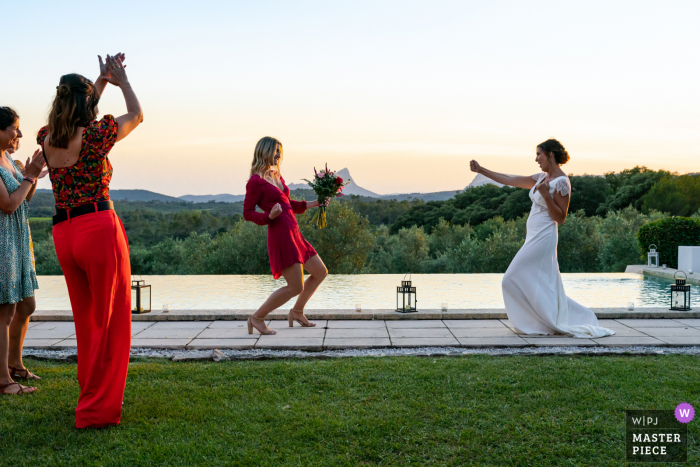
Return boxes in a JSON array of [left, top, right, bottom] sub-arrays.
[[248, 316, 277, 335], [288, 309, 316, 327]]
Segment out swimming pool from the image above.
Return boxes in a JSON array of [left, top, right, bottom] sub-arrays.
[[34, 273, 697, 310]]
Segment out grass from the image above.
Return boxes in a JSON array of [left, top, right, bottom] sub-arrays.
[[0, 355, 698, 466]]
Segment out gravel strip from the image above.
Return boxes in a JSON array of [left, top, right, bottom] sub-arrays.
[[21, 346, 700, 362]]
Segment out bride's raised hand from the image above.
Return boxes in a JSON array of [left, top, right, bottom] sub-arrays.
[[537, 180, 550, 196], [470, 160, 481, 173]]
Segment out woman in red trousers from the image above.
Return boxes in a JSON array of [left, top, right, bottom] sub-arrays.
[[243, 137, 329, 335], [37, 54, 143, 428]]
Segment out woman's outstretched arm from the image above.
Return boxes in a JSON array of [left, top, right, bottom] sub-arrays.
[[102, 55, 143, 142], [469, 160, 537, 189]]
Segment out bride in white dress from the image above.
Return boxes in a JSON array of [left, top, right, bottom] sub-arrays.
[[470, 139, 615, 338]]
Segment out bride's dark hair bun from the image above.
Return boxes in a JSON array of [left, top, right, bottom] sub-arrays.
[[538, 138, 569, 165]]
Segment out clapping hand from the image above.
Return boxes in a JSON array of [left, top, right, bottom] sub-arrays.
[[470, 160, 481, 173], [100, 54, 129, 87], [269, 203, 283, 219], [24, 149, 46, 179], [98, 53, 126, 85], [23, 155, 49, 179]]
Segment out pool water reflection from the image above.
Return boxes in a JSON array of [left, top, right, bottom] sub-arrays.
[[34, 273, 698, 311]]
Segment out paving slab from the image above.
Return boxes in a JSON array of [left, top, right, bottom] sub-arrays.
[[146, 321, 213, 329], [672, 319, 700, 327], [592, 336, 666, 347], [131, 339, 191, 349], [326, 320, 387, 329], [136, 327, 207, 339], [51, 339, 78, 348], [30, 322, 76, 331], [131, 322, 156, 332], [27, 321, 43, 328], [323, 338, 392, 349], [443, 320, 506, 328], [267, 319, 327, 329], [386, 320, 446, 329], [197, 328, 261, 339], [642, 327, 700, 337], [597, 320, 636, 330], [457, 337, 530, 348], [26, 328, 76, 339], [388, 328, 454, 339], [22, 339, 65, 349], [256, 337, 324, 351], [656, 337, 700, 346], [325, 328, 389, 339], [599, 327, 648, 337], [391, 337, 460, 347], [616, 319, 686, 328], [449, 327, 518, 338], [208, 321, 252, 329], [523, 337, 598, 347], [258, 327, 326, 338], [186, 339, 257, 350]]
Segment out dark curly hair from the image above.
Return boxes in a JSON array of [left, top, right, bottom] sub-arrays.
[[0, 106, 19, 131], [537, 138, 569, 165], [47, 74, 99, 149]]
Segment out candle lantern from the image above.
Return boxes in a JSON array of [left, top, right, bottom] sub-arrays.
[[396, 274, 417, 313], [131, 279, 151, 314], [670, 272, 691, 311], [647, 244, 659, 268]]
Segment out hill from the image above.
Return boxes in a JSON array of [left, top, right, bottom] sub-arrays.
[[179, 194, 246, 203]]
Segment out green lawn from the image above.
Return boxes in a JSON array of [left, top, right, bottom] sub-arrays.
[[0, 355, 698, 466]]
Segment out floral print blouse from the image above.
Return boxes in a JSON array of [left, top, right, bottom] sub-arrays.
[[36, 115, 119, 210]]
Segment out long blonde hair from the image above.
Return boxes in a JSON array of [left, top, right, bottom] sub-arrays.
[[250, 136, 283, 183]]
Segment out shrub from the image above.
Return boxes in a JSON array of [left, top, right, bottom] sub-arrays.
[[33, 238, 62, 275], [642, 174, 700, 217], [637, 217, 700, 268]]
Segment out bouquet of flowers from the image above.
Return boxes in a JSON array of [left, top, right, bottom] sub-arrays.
[[303, 164, 350, 228]]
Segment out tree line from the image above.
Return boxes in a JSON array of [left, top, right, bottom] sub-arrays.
[[29, 166, 700, 275]]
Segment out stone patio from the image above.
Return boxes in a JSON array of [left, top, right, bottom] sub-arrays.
[[22, 318, 700, 351]]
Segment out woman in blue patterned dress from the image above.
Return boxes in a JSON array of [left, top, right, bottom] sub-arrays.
[[0, 107, 46, 395]]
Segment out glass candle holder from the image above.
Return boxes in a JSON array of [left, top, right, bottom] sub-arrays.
[[355, 303, 362, 313], [627, 302, 634, 311], [662, 264, 667, 269], [162, 304, 170, 313], [441, 303, 448, 312]]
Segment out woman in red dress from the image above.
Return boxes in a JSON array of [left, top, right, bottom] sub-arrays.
[[243, 137, 329, 335], [38, 54, 143, 428]]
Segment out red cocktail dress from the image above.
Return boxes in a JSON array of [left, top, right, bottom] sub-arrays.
[[243, 174, 317, 279]]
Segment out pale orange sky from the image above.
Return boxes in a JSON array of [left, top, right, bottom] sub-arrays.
[[5, 1, 699, 196]]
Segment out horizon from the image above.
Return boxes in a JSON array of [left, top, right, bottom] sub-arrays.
[[4, 1, 699, 197]]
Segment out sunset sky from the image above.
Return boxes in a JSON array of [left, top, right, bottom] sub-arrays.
[[4, 1, 699, 196]]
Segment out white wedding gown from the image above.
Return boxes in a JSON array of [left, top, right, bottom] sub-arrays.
[[502, 173, 615, 338]]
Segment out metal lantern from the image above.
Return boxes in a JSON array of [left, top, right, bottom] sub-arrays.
[[647, 244, 659, 268], [131, 279, 151, 314], [670, 272, 691, 311], [396, 274, 417, 313]]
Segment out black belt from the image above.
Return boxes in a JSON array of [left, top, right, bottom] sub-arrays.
[[53, 201, 114, 226]]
